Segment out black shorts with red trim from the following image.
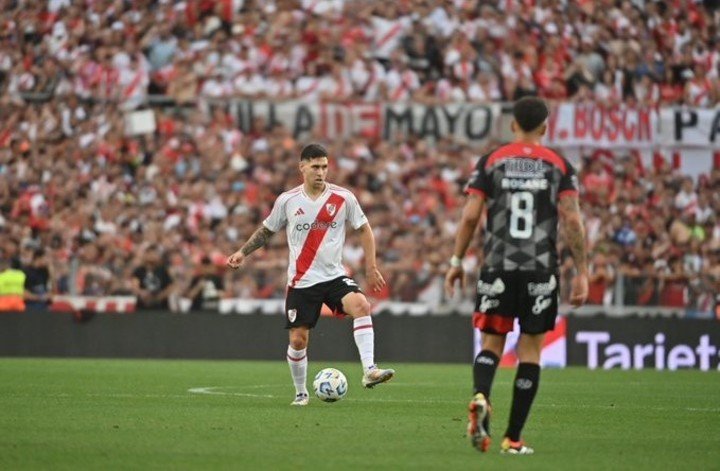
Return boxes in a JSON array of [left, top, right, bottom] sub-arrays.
[[285, 276, 362, 329], [472, 270, 559, 335]]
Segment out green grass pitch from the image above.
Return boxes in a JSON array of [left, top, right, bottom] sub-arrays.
[[1, 359, 718, 470]]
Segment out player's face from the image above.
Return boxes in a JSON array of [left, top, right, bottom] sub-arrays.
[[300, 157, 329, 190]]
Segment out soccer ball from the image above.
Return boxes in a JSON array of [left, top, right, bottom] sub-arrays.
[[313, 368, 348, 402]]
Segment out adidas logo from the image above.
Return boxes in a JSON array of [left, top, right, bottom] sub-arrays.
[[294, 208, 305, 216]]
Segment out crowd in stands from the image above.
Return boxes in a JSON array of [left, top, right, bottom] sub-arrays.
[[1, 0, 719, 106], [0, 0, 719, 313]]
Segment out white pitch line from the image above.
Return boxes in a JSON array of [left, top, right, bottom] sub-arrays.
[[187, 386, 277, 399], [186, 386, 720, 412]]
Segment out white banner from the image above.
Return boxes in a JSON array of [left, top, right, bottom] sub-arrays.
[[208, 99, 501, 144], [207, 99, 720, 150], [659, 107, 720, 149], [544, 103, 658, 148]]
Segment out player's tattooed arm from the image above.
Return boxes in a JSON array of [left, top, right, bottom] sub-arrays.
[[240, 226, 275, 256], [558, 195, 588, 274]]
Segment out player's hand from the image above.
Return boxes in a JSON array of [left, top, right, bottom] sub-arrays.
[[366, 266, 386, 292], [226, 250, 246, 269], [570, 273, 589, 307], [444, 266, 464, 298]]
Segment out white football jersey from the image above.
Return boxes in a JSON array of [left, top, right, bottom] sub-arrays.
[[263, 184, 368, 288]]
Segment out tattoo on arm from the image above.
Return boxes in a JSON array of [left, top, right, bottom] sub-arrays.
[[241, 226, 275, 256], [559, 196, 587, 273]]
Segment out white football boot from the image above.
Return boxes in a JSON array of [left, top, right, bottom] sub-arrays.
[[361, 367, 395, 388], [290, 393, 309, 406]]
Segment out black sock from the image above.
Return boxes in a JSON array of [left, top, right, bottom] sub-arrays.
[[505, 362, 541, 442], [473, 350, 500, 397]]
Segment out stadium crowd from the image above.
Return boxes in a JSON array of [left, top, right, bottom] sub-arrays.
[[0, 0, 719, 313], [1, 0, 719, 106]]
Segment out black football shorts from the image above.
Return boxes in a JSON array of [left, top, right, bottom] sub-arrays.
[[284, 276, 362, 329], [473, 270, 559, 335]]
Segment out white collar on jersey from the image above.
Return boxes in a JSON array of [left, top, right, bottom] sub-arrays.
[[301, 183, 330, 201]]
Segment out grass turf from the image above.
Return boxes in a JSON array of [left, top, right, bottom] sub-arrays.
[[0, 359, 718, 470]]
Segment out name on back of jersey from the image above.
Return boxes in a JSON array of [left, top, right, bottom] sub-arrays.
[[501, 178, 549, 191]]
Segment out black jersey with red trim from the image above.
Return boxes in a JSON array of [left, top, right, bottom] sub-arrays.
[[465, 142, 579, 272]]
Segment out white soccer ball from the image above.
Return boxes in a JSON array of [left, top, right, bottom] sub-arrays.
[[313, 368, 348, 402]]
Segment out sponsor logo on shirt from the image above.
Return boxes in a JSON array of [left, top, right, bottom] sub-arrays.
[[504, 158, 546, 178], [295, 221, 338, 231]]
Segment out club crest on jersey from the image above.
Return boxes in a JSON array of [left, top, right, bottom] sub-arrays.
[[325, 203, 336, 216], [287, 309, 297, 322]]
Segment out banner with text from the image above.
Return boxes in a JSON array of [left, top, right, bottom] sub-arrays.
[[659, 107, 720, 149], [545, 103, 658, 148], [207, 100, 501, 144]]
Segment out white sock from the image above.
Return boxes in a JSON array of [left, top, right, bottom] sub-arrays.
[[353, 316, 375, 372], [286, 346, 308, 395]]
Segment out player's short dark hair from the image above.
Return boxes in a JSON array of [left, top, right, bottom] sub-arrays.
[[300, 143, 328, 161], [512, 97, 549, 132]]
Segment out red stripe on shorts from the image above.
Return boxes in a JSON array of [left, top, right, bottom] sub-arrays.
[[473, 312, 514, 335]]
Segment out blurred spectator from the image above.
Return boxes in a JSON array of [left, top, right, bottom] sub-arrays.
[[186, 256, 225, 311], [131, 247, 174, 310], [0, 256, 26, 312], [587, 252, 615, 306], [582, 157, 616, 206], [23, 249, 52, 311]]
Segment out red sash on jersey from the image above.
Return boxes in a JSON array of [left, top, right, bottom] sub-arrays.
[[122, 68, 145, 99], [391, 71, 412, 101], [376, 22, 403, 49], [291, 193, 345, 287], [301, 78, 322, 96], [363, 64, 376, 94]]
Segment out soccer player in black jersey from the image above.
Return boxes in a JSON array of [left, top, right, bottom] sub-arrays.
[[445, 97, 588, 455]]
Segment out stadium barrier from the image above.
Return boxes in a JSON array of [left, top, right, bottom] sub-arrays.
[[0, 311, 473, 363], [46, 293, 716, 319], [3, 310, 718, 370]]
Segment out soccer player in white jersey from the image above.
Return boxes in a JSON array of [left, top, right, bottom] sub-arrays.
[[226, 143, 395, 406]]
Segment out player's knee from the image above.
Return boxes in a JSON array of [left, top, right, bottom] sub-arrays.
[[290, 337, 307, 350], [343, 293, 371, 317], [353, 298, 372, 317], [289, 331, 308, 350]]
